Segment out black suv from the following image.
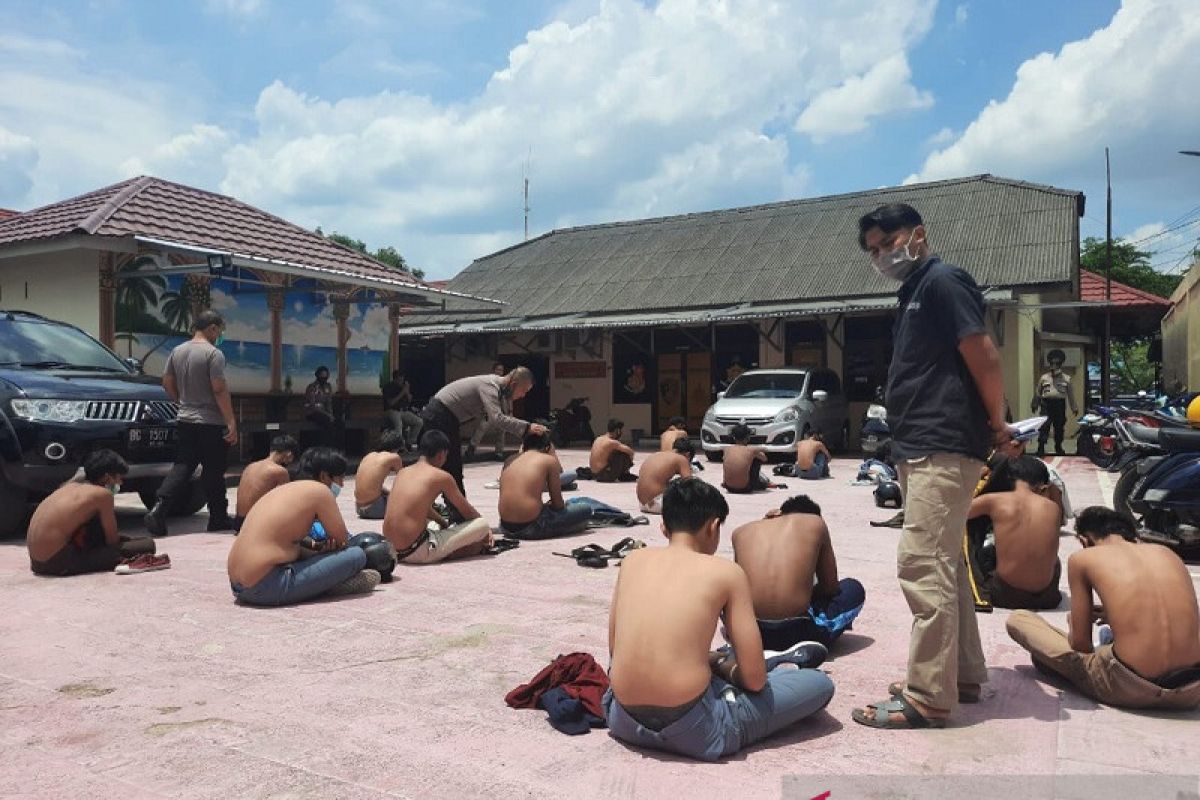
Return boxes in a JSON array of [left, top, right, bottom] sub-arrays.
[[0, 310, 201, 536]]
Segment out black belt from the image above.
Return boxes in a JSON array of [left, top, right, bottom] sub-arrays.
[[395, 529, 431, 560]]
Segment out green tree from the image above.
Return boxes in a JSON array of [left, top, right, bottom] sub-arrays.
[[1080, 236, 1183, 299], [321, 229, 426, 280], [1110, 338, 1156, 393]]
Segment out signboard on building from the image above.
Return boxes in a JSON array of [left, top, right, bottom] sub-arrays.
[[555, 360, 608, 379]]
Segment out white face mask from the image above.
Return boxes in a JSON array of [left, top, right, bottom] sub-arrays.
[[872, 230, 921, 281], [329, 481, 342, 498]]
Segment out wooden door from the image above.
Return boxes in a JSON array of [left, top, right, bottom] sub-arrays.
[[685, 351, 712, 432]]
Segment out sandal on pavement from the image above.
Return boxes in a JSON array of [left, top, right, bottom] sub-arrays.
[[553, 543, 613, 569], [852, 696, 947, 730], [887, 681, 981, 704]]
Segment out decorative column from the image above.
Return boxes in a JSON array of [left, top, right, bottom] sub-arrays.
[[185, 274, 212, 319], [98, 252, 117, 347], [388, 303, 401, 374], [333, 300, 350, 395], [267, 288, 285, 393]]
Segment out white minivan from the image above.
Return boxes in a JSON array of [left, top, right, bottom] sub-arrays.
[[700, 367, 848, 461]]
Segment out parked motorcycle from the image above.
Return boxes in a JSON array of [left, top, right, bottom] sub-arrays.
[[1076, 403, 1187, 470], [1111, 419, 1200, 552], [549, 397, 595, 447], [860, 386, 890, 457]]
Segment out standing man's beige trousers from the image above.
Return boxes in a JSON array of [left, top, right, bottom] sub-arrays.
[[897, 451, 988, 712]]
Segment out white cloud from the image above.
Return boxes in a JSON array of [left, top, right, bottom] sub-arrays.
[[908, 0, 1200, 188], [795, 54, 933, 143], [954, 4, 969, 25], [925, 126, 956, 148], [0, 125, 38, 201], [218, 0, 936, 274], [120, 124, 232, 184]]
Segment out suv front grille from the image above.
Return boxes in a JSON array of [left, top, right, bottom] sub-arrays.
[[83, 400, 179, 422], [85, 400, 139, 421], [715, 415, 774, 426]]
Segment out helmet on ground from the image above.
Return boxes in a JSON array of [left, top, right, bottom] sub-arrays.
[[874, 480, 903, 509], [1189, 394, 1200, 429]]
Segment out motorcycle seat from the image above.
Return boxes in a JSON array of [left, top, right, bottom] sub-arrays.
[[1125, 423, 1163, 446], [1159, 427, 1200, 454]]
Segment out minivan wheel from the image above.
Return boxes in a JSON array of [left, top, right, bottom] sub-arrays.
[[0, 473, 31, 538]]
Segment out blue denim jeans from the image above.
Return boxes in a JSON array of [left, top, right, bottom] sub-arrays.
[[231, 548, 367, 606], [566, 496, 625, 517], [757, 578, 866, 650], [604, 669, 834, 761], [797, 451, 830, 479], [502, 501, 593, 540]]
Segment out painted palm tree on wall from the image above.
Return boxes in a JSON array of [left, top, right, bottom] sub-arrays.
[[116, 256, 166, 315]]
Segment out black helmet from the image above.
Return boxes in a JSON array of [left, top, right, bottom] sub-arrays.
[[874, 480, 903, 509]]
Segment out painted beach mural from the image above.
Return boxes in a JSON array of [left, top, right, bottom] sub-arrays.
[[114, 263, 388, 395]]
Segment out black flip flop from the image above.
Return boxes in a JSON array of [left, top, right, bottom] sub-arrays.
[[553, 543, 612, 569]]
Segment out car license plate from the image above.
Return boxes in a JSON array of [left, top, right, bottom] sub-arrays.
[[128, 426, 174, 448]]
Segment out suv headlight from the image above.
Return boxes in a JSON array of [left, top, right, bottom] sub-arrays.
[[10, 399, 89, 422], [704, 407, 717, 423], [774, 408, 799, 424]]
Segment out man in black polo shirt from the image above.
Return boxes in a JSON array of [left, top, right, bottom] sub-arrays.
[[851, 203, 1013, 730]]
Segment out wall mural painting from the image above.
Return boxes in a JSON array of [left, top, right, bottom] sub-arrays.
[[114, 264, 388, 395]]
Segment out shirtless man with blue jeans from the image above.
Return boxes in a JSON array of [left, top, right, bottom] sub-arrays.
[[604, 478, 835, 761]]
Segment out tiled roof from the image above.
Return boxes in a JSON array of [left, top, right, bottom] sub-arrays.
[[0, 209, 17, 220], [1080, 269, 1171, 307], [0, 176, 425, 287], [430, 174, 1083, 323]]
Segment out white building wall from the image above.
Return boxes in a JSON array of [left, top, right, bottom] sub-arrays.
[[0, 250, 100, 335]]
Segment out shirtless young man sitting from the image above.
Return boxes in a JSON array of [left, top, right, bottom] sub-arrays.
[[590, 418, 636, 482], [604, 478, 835, 761], [382, 430, 491, 564], [355, 429, 406, 520], [233, 434, 298, 533], [660, 417, 688, 452], [636, 437, 693, 514], [732, 495, 865, 651], [1008, 506, 1200, 710], [968, 456, 1063, 609], [500, 429, 592, 539], [227, 447, 379, 606], [791, 431, 831, 480], [27, 450, 157, 576], [722, 424, 778, 493]]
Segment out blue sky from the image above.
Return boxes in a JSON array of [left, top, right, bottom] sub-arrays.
[[1, 0, 1197, 279]]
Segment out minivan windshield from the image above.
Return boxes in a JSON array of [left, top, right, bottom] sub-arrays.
[[724, 372, 806, 399], [0, 317, 129, 372]]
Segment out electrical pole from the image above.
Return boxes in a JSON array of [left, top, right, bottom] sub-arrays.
[[523, 150, 531, 242], [1102, 147, 1113, 405]]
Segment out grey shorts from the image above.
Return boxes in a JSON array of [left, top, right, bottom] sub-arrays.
[[356, 493, 388, 520]]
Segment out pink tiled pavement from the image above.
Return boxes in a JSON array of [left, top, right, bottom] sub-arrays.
[[1, 453, 1196, 799]]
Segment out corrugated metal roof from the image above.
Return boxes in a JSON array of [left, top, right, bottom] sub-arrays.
[[412, 174, 1080, 328], [398, 289, 1016, 337]]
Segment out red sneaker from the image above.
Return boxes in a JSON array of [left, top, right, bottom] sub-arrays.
[[115, 554, 172, 574]]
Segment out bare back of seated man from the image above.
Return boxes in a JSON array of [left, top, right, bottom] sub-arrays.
[[27, 449, 155, 574], [733, 500, 832, 618], [382, 430, 490, 564], [590, 418, 636, 481], [794, 435, 830, 472], [605, 478, 835, 761], [234, 434, 298, 531], [660, 417, 688, 452], [1007, 507, 1200, 709], [722, 425, 770, 493], [636, 438, 693, 513], [354, 429, 406, 519], [227, 447, 378, 606], [498, 429, 591, 539], [732, 495, 866, 650], [969, 456, 1062, 600]]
